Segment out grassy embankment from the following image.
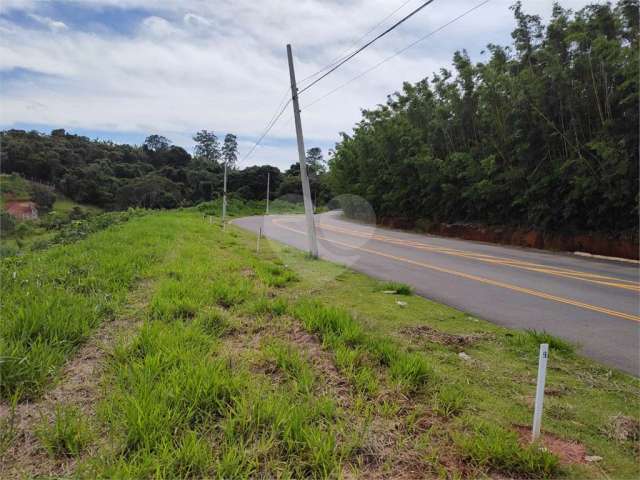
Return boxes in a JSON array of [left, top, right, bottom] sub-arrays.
[[0, 206, 638, 479]]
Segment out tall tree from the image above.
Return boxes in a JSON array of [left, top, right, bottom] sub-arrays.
[[193, 130, 220, 165], [143, 134, 171, 152], [305, 147, 326, 174], [328, 1, 639, 234], [222, 133, 238, 169]]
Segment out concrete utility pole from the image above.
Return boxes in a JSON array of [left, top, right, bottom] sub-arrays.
[[286, 43, 318, 258], [222, 159, 228, 225], [266, 171, 270, 215]]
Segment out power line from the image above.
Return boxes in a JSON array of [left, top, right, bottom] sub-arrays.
[[297, 0, 416, 87], [241, 0, 487, 164], [240, 97, 291, 163], [297, 0, 436, 95], [302, 0, 491, 111], [241, 1, 418, 165]]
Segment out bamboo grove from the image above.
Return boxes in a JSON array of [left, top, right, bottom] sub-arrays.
[[328, 1, 639, 234]]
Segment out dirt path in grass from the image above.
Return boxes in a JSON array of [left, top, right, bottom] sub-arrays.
[[0, 280, 155, 479], [225, 308, 438, 479]]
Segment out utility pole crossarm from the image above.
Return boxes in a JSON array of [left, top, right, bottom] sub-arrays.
[[286, 44, 319, 258]]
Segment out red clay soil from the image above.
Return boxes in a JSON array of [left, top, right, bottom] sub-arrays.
[[514, 425, 587, 465], [4, 201, 38, 220], [378, 217, 639, 260]]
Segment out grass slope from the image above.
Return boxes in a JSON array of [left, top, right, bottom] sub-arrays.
[[1, 209, 638, 479]]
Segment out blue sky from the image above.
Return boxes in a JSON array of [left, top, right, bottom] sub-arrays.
[[0, 0, 596, 170]]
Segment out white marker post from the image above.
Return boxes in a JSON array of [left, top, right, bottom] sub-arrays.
[[532, 343, 549, 442], [257, 227, 262, 253]]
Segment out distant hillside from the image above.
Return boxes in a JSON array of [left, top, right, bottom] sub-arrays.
[[0, 129, 330, 211]]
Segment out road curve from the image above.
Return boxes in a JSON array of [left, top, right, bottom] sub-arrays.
[[233, 211, 640, 375]]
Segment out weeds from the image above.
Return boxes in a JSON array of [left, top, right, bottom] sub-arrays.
[[194, 308, 230, 336], [376, 281, 413, 295], [389, 352, 433, 392], [36, 405, 92, 458], [265, 341, 315, 394], [454, 418, 560, 478], [509, 330, 575, 356], [433, 385, 467, 417], [294, 301, 434, 393], [0, 390, 19, 457]]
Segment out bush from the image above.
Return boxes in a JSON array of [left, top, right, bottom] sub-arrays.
[[0, 210, 16, 234], [14, 222, 33, 239], [31, 183, 56, 212], [0, 243, 18, 258], [68, 206, 88, 220]]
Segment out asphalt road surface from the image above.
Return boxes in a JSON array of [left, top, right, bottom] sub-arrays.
[[233, 211, 640, 375]]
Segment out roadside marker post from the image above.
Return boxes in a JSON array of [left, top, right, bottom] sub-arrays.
[[532, 343, 549, 442], [257, 227, 262, 253]]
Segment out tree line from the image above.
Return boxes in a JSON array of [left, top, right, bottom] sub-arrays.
[[0, 128, 329, 210], [328, 1, 638, 234]]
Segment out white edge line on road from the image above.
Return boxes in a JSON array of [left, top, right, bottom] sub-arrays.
[[574, 251, 639, 265]]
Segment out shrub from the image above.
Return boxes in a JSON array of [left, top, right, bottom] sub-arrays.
[[0, 210, 16, 234], [31, 183, 56, 212], [0, 243, 18, 258]]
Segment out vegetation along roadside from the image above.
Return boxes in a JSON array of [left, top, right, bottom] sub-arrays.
[[1, 207, 638, 479]]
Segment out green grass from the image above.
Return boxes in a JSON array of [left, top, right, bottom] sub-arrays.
[[197, 196, 304, 218], [264, 341, 315, 394], [36, 404, 93, 458], [1, 207, 638, 479], [0, 212, 178, 400], [80, 220, 353, 478], [509, 329, 576, 356], [376, 280, 413, 295], [51, 196, 102, 216], [454, 418, 560, 478], [0, 173, 31, 201]]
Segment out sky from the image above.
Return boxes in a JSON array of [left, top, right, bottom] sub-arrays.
[[0, 0, 598, 171]]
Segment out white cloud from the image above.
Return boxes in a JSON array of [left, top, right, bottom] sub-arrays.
[[27, 13, 68, 32], [1, 0, 599, 170], [139, 15, 177, 37], [183, 13, 211, 29]]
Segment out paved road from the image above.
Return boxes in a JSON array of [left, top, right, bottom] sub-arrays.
[[233, 211, 640, 375]]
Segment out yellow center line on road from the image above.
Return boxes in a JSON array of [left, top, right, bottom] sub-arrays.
[[312, 221, 640, 292], [271, 218, 640, 323]]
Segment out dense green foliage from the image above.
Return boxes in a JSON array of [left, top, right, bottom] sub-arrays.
[[0, 129, 328, 210], [329, 1, 638, 233]]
